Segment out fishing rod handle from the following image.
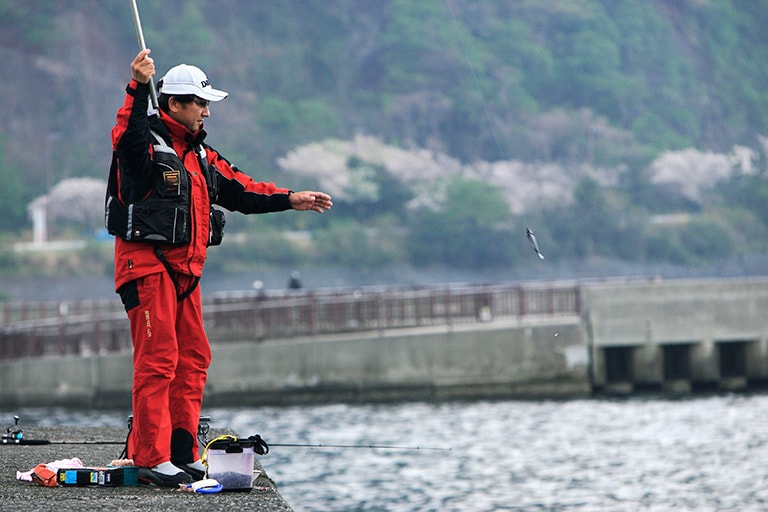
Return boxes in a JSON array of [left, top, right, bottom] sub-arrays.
[[1, 438, 50, 445]]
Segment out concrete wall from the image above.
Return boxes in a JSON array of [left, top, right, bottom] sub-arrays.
[[205, 319, 589, 405], [584, 277, 768, 391], [584, 278, 768, 346], [0, 353, 134, 408], [0, 318, 590, 408]]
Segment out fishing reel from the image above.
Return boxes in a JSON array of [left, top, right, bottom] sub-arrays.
[[3, 415, 23, 442], [126, 414, 211, 445], [198, 416, 211, 447]]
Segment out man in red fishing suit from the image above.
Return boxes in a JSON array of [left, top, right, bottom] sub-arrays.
[[107, 49, 332, 487]]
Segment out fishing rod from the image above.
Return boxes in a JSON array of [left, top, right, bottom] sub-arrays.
[[1, 415, 128, 446], [2, 438, 450, 452], [2, 438, 124, 446], [3, 416, 449, 452], [129, 0, 158, 110]]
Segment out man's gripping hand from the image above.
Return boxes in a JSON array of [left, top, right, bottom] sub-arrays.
[[131, 49, 155, 84]]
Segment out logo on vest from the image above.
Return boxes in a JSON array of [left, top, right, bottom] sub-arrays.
[[163, 170, 180, 186]]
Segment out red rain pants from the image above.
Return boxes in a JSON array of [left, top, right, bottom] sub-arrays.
[[124, 271, 211, 468]]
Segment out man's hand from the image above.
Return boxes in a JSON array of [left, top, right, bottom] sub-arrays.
[[131, 49, 155, 84], [289, 191, 333, 213]]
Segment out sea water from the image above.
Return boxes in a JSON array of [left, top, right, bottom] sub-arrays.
[[6, 394, 768, 511]]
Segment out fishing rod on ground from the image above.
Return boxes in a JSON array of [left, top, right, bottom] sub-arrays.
[[2, 416, 450, 452], [3, 437, 451, 452], [1, 415, 125, 446], [2, 439, 125, 446]]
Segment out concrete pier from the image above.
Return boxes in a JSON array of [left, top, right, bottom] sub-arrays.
[[0, 317, 591, 408], [3, 277, 768, 406], [585, 278, 768, 394], [1, 426, 292, 512]]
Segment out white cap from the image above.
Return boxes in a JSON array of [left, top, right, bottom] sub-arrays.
[[159, 64, 228, 102]]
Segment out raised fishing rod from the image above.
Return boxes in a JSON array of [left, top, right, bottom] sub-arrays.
[[129, 0, 158, 110]]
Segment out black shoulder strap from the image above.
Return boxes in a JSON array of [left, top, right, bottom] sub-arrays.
[[153, 246, 200, 302], [147, 127, 201, 299], [196, 144, 218, 202]]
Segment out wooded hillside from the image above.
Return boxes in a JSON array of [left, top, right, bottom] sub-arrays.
[[1, 0, 767, 274]]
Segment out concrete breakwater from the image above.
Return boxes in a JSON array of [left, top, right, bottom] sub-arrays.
[[0, 317, 590, 408], [1, 277, 768, 408], [585, 277, 768, 394]]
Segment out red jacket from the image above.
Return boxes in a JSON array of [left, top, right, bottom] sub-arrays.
[[110, 80, 292, 291]]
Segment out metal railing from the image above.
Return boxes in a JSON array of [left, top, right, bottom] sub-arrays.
[[0, 282, 582, 360], [0, 299, 125, 325]]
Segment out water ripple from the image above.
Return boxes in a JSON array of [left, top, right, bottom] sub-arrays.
[[6, 394, 768, 511]]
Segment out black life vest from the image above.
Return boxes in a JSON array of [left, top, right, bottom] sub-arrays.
[[105, 129, 224, 246]]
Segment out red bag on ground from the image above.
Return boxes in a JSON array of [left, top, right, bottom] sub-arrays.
[[31, 464, 58, 487]]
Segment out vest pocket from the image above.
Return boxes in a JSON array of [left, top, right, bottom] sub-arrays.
[[106, 196, 190, 245], [154, 162, 187, 198], [208, 208, 226, 246]]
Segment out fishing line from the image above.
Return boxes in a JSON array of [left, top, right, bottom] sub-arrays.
[[268, 442, 452, 451], [443, 0, 544, 260]]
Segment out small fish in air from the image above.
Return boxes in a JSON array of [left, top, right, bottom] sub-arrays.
[[526, 228, 544, 260]]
